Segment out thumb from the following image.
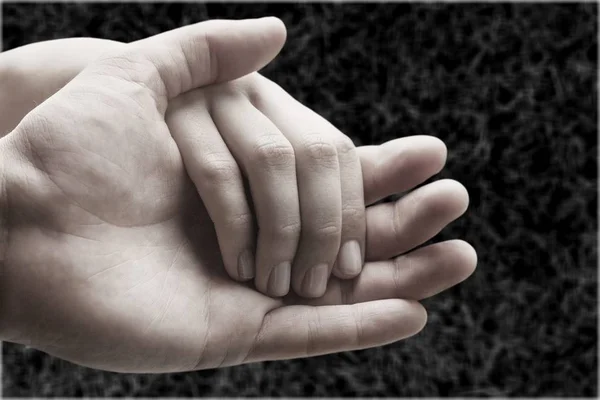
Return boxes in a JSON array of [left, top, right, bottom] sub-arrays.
[[89, 17, 286, 104]]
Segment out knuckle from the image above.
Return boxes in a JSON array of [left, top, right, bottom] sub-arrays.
[[301, 134, 338, 165], [223, 211, 254, 231], [279, 220, 302, 239], [342, 205, 364, 221], [333, 135, 357, 157], [311, 221, 342, 241], [196, 156, 239, 186], [264, 220, 302, 241], [252, 135, 295, 168], [341, 205, 364, 234], [393, 255, 410, 292]]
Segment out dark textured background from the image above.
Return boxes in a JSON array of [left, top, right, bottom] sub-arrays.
[[1, 2, 597, 397]]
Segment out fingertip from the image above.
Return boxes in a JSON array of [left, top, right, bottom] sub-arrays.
[[380, 299, 428, 339], [452, 179, 470, 215], [407, 135, 447, 174], [436, 179, 470, 217], [402, 299, 428, 336], [428, 136, 448, 173], [249, 16, 287, 57], [449, 239, 478, 281], [415, 302, 428, 333], [262, 16, 287, 39]]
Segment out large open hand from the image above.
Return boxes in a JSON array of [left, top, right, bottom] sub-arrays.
[[0, 19, 476, 373], [1, 37, 465, 301]]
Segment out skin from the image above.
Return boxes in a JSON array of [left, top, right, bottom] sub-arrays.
[[0, 18, 476, 373]]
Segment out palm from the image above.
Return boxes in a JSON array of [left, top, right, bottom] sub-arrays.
[[8, 73, 283, 371]]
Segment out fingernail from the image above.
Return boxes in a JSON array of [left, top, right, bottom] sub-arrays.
[[268, 262, 291, 297], [338, 240, 362, 277], [237, 249, 255, 281], [302, 263, 329, 298]]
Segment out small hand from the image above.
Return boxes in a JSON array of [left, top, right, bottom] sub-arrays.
[[167, 74, 368, 298]]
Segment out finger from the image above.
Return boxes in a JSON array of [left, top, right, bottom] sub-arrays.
[[357, 136, 448, 206], [254, 118, 344, 298], [166, 92, 256, 281], [308, 240, 478, 306], [209, 91, 300, 297], [244, 299, 426, 363], [86, 17, 286, 109], [252, 76, 365, 294], [365, 179, 469, 261], [285, 132, 343, 298], [331, 137, 365, 280]]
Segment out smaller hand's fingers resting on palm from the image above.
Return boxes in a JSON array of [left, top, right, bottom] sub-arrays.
[[209, 91, 302, 298]]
